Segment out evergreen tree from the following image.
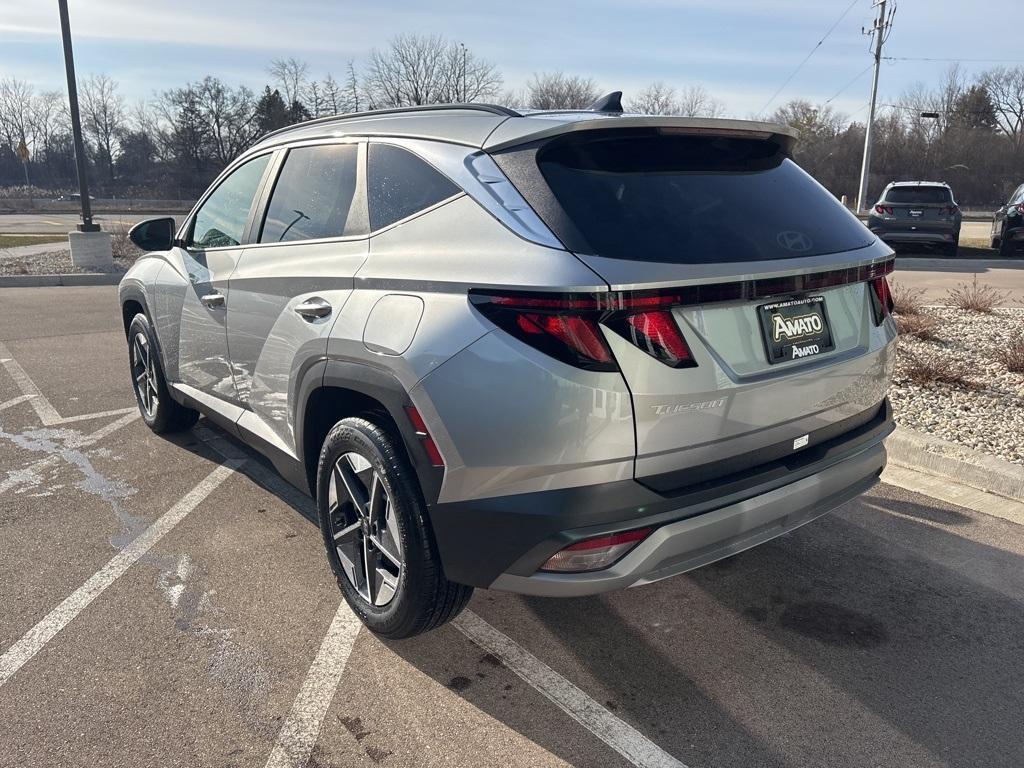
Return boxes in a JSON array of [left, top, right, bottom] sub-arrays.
[[254, 87, 289, 133]]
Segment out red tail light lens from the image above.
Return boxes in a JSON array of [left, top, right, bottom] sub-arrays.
[[541, 527, 653, 573], [871, 276, 893, 323], [471, 290, 696, 371], [875, 205, 894, 215]]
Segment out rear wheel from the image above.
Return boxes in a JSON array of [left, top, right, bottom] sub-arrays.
[[127, 313, 199, 433], [316, 417, 472, 638], [1000, 235, 1017, 258]]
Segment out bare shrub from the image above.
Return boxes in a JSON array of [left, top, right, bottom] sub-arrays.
[[106, 222, 141, 262], [899, 349, 974, 388], [896, 314, 939, 341], [889, 279, 926, 315], [999, 336, 1024, 373], [944, 275, 1009, 313]]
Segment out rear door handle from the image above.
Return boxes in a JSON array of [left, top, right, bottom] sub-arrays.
[[294, 296, 332, 320], [200, 292, 225, 309]]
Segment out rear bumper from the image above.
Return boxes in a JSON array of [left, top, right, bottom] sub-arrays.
[[430, 399, 893, 593], [870, 227, 958, 245]]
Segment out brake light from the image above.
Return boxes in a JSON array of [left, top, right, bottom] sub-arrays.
[[871, 276, 893, 323], [875, 205, 893, 215], [471, 290, 695, 371], [404, 406, 444, 467], [947, 205, 960, 216], [541, 527, 653, 573]]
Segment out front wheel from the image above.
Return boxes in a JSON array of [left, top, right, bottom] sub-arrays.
[[317, 417, 472, 638], [126, 313, 199, 433]]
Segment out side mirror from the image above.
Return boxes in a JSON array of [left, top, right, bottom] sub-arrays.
[[128, 217, 177, 251]]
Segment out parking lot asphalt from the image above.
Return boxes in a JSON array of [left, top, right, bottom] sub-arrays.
[[2, 285, 1023, 768]]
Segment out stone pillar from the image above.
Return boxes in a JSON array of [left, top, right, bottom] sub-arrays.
[[68, 230, 113, 268]]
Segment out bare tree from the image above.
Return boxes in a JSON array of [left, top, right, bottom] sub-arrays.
[[980, 66, 1024, 151], [346, 60, 362, 112], [628, 82, 678, 115], [676, 85, 724, 118], [364, 34, 501, 107], [525, 72, 599, 110], [80, 74, 125, 183], [0, 77, 37, 150], [268, 57, 310, 106], [197, 77, 257, 165]]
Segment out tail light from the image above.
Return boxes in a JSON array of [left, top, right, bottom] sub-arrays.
[[875, 205, 893, 215], [870, 276, 893, 324], [541, 527, 653, 573], [470, 290, 695, 371], [946, 205, 960, 216]]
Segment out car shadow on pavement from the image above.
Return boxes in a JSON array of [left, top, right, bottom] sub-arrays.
[[500, 495, 1024, 768]]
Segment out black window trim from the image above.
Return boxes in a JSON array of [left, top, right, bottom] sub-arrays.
[[179, 149, 279, 252], [365, 139, 465, 237], [246, 137, 370, 250]]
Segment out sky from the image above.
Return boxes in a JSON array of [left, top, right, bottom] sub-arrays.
[[0, 0, 1020, 121]]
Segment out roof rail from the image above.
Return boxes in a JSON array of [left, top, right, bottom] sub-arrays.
[[256, 102, 521, 144]]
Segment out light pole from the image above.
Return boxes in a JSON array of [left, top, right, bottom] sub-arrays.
[[856, 0, 893, 214], [459, 42, 467, 102], [57, 0, 99, 232]]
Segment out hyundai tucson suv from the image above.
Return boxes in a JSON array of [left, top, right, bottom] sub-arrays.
[[991, 182, 1024, 257], [867, 181, 962, 256], [120, 96, 897, 638]]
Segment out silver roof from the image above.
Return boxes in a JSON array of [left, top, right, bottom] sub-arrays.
[[248, 104, 798, 154]]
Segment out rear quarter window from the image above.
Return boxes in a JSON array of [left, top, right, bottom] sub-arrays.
[[368, 144, 460, 231], [497, 130, 873, 264]]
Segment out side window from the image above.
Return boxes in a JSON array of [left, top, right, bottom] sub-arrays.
[[260, 144, 362, 243], [190, 154, 270, 249], [368, 144, 460, 231]]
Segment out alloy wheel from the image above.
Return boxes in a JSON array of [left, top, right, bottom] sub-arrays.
[[327, 452, 403, 606], [132, 332, 159, 418]]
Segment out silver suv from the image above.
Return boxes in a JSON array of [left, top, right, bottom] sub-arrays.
[[120, 99, 897, 638], [867, 181, 962, 256]]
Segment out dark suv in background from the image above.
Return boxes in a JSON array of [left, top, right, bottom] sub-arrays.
[[991, 182, 1024, 257], [867, 181, 962, 256]]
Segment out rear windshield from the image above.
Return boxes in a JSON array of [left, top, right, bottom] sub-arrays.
[[516, 131, 872, 263], [884, 186, 952, 204]]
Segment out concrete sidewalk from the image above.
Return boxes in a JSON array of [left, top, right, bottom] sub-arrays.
[[893, 256, 1024, 305], [0, 240, 70, 261]]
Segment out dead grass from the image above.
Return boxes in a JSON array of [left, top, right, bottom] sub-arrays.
[[889, 279, 926, 316], [0, 234, 66, 249], [899, 348, 974, 388], [945, 275, 1010, 313], [999, 336, 1024, 373], [105, 222, 141, 262], [896, 314, 939, 341]]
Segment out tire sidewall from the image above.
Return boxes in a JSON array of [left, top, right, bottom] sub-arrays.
[[316, 418, 430, 636], [127, 313, 174, 432]]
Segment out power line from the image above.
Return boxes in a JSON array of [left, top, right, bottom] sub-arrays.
[[758, 0, 862, 116], [825, 63, 875, 105], [883, 56, 1024, 64]]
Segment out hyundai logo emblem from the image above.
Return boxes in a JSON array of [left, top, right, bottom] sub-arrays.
[[777, 231, 813, 252]]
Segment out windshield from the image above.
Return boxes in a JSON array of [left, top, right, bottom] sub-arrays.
[[522, 131, 873, 263]]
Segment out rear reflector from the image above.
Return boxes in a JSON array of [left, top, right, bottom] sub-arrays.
[[404, 406, 445, 467], [541, 527, 653, 573]]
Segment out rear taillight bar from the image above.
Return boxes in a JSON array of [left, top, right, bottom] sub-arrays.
[[470, 259, 894, 371]]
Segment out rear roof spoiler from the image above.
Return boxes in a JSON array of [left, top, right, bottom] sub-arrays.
[[482, 115, 799, 153]]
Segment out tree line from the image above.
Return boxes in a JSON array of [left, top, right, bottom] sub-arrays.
[[1, 35, 1023, 208]]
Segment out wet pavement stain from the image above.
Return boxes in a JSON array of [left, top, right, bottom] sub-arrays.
[[778, 600, 888, 648]]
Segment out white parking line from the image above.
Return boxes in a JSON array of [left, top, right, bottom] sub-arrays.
[[263, 603, 363, 768], [0, 395, 35, 412], [0, 461, 237, 688], [0, 342, 61, 425], [454, 610, 688, 768]]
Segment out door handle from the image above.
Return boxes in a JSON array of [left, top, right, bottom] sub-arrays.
[[200, 292, 225, 309], [294, 296, 332, 320]]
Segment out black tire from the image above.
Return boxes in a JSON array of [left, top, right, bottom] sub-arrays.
[[126, 313, 199, 434], [316, 417, 472, 638], [946, 241, 959, 257], [1000, 235, 1017, 258]]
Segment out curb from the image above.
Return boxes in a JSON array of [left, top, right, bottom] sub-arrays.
[[0, 272, 122, 288], [885, 426, 1024, 504]]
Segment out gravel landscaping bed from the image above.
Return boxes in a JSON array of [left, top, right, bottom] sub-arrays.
[[891, 306, 1024, 465], [0, 248, 134, 276]]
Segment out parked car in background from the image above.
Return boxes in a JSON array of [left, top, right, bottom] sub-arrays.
[[991, 182, 1024, 257], [867, 181, 962, 256], [119, 100, 897, 638]]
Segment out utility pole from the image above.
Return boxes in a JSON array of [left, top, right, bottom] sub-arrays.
[[856, 0, 893, 213], [57, 0, 99, 232], [460, 42, 467, 102]]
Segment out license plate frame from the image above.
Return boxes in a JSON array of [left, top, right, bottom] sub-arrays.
[[757, 296, 835, 365]]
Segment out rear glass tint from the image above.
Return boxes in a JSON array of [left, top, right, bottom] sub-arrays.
[[530, 132, 872, 263], [884, 186, 952, 204]]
